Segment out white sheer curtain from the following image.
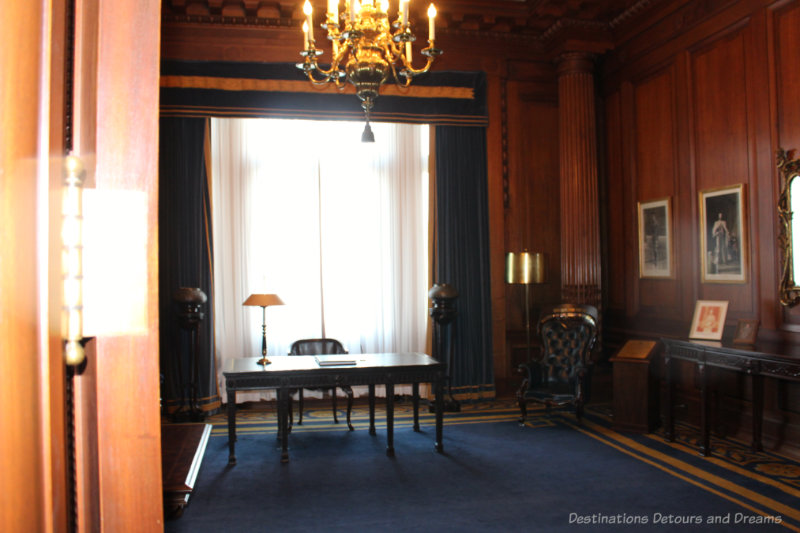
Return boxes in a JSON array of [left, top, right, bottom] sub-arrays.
[[210, 118, 429, 402]]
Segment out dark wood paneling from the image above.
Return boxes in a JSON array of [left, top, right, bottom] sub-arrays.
[[605, 90, 628, 311], [635, 69, 677, 204], [603, 3, 784, 336], [603, 0, 800, 457], [635, 68, 681, 313], [690, 27, 754, 314], [775, 2, 800, 148], [499, 80, 560, 393]]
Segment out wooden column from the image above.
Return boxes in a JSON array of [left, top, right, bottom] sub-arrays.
[[557, 52, 601, 308]]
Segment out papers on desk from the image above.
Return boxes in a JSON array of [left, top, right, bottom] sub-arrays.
[[314, 356, 357, 367]]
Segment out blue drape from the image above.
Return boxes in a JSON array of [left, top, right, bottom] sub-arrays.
[[159, 117, 220, 414], [157, 63, 492, 404], [434, 126, 494, 400]]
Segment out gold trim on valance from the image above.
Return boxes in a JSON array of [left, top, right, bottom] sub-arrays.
[[160, 75, 475, 100], [160, 104, 485, 125]]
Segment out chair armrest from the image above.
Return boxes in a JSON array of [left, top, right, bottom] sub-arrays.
[[517, 360, 540, 378], [517, 361, 545, 390]]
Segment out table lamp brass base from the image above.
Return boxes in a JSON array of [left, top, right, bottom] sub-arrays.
[[257, 356, 271, 366]]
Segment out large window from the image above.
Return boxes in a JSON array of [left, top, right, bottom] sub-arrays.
[[210, 118, 430, 400]]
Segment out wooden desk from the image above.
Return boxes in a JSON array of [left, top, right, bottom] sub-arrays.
[[223, 353, 445, 463], [662, 338, 800, 456]]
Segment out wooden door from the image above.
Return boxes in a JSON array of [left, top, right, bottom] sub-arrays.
[[1, 2, 64, 531], [1, 1, 163, 531]]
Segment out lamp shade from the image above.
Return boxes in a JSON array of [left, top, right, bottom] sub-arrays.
[[243, 293, 285, 307], [505, 252, 546, 284]]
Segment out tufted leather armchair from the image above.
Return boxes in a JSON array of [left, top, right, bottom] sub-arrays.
[[516, 304, 598, 424], [289, 338, 354, 431]]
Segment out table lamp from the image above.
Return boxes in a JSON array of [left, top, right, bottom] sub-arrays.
[[243, 293, 285, 365], [506, 252, 546, 363]]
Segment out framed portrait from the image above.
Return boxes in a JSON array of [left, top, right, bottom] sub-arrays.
[[638, 198, 672, 278], [689, 300, 729, 340], [699, 184, 747, 283], [733, 319, 759, 345]]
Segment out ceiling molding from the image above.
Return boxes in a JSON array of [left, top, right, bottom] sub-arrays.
[[162, 0, 665, 47]]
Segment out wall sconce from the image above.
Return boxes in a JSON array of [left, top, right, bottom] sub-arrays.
[[243, 293, 285, 365], [506, 251, 546, 363]]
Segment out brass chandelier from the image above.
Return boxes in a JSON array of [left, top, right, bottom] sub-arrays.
[[298, 0, 442, 142]]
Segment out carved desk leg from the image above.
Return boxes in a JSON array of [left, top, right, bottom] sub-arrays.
[[368, 383, 376, 435], [386, 382, 395, 456], [751, 368, 764, 452], [227, 388, 237, 465], [331, 387, 338, 424], [412, 382, 420, 432], [278, 387, 290, 463], [345, 386, 354, 431], [435, 374, 444, 453], [664, 354, 675, 442], [698, 361, 710, 457]]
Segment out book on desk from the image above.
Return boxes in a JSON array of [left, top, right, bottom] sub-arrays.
[[314, 356, 357, 367]]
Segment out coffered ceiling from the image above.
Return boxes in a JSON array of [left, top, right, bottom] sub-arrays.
[[162, 0, 661, 40]]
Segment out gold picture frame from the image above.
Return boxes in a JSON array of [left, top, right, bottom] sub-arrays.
[[637, 197, 673, 278], [699, 184, 747, 283], [689, 300, 729, 340]]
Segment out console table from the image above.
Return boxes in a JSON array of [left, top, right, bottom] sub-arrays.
[[662, 338, 800, 456], [223, 352, 445, 463]]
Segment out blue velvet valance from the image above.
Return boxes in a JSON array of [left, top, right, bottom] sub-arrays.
[[160, 60, 487, 126]]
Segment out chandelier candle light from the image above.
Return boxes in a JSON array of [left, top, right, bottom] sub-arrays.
[[298, 0, 442, 142]]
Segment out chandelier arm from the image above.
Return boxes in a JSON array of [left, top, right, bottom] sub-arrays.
[[402, 55, 435, 77], [332, 74, 348, 90], [300, 47, 345, 86], [381, 42, 404, 83], [386, 37, 403, 62], [386, 61, 405, 89], [310, 60, 342, 79], [332, 41, 346, 65], [390, 61, 414, 90], [303, 66, 334, 85]]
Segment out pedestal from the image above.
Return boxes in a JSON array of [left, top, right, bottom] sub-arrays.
[[172, 287, 207, 422], [610, 340, 660, 433], [428, 283, 460, 412]]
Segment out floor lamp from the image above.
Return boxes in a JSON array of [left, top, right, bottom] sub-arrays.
[[243, 293, 285, 365], [429, 283, 461, 412], [173, 287, 208, 422], [506, 252, 546, 363]]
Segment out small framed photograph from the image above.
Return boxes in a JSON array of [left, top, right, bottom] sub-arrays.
[[638, 197, 672, 278], [689, 300, 729, 340], [733, 319, 759, 345], [699, 184, 747, 283]]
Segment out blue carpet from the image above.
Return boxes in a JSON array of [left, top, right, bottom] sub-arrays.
[[166, 402, 797, 532]]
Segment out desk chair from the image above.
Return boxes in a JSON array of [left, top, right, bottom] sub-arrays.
[[516, 304, 598, 424], [289, 338, 354, 431]]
